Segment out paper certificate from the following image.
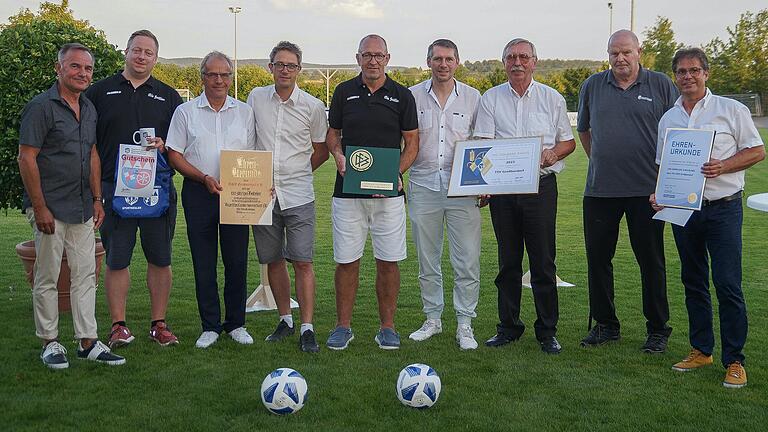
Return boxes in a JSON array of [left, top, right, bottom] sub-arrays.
[[219, 150, 274, 225], [342, 146, 400, 197], [447, 137, 543, 196], [655, 128, 715, 210], [115, 144, 157, 198]]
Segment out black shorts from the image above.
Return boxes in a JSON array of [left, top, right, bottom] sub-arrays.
[[100, 181, 177, 270]]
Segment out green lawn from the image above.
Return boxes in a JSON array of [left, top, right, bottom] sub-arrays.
[[1, 130, 766, 431]]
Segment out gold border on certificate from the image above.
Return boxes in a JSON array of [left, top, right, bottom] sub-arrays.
[[447, 137, 543, 197], [219, 150, 274, 225]]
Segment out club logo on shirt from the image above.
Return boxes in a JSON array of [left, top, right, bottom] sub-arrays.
[[349, 149, 373, 172], [638, 95, 653, 102], [347, 95, 360, 101], [147, 93, 166, 102], [383, 95, 399, 103], [106, 90, 121, 95]]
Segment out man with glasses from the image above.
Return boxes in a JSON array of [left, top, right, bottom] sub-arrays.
[[86, 30, 184, 348], [246, 41, 329, 353], [577, 29, 678, 353], [167, 51, 256, 349], [651, 47, 764, 388], [325, 34, 419, 350], [474, 38, 575, 354], [407, 39, 482, 350]]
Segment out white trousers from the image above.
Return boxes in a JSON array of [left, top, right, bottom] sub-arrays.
[[27, 208, 97, 340]]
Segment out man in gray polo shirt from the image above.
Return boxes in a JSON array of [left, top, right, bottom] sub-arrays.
[[577, 30, 678, 353], [18, 43, 124, 369]]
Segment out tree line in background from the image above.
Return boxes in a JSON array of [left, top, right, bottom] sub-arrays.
[[0, 1, 766, 210]]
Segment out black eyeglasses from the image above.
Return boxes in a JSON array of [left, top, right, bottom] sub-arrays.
[[359, 52, 387, 63], [271, 62, 300, 71], [674, 67, 703, 77], [203, 72, 233, 80]]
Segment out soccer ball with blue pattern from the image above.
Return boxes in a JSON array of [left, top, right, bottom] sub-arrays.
[[396, 363, 441, 408], [260, 368, 308, 415]]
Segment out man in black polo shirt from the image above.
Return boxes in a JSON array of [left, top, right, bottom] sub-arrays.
[[86, 30, 183, 348], [325, 34, 419, 350], [19, 43, 124, 368]]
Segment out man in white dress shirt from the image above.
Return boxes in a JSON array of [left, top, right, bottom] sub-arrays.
[[651, 47, 764, 388], [166, 51, 257, 349], [474, 38, 575, 354], [407, 39, 482, 350], [247, 41, 329, 353]]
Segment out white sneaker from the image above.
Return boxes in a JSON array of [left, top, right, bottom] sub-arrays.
[[195, 331, 219, 348], [456, 324, 478, 350], [409, 319, 442, 341], [228, 327, 254, 345]]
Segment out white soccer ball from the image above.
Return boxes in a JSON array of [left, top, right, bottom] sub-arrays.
[[396, 363, 441, 408], [260, 368, 308, 415]]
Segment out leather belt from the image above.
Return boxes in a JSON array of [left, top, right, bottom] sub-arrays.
[[702, 191, 742, 207]]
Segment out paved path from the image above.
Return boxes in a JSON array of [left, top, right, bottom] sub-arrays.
[[754, 117, 768, 129]]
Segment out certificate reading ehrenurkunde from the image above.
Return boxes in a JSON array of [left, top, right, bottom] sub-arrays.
[[447, 137, 542, 196], [655, 128, 715, 210]]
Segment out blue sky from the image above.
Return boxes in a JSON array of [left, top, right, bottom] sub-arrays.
[[2, 0, 765, 66]]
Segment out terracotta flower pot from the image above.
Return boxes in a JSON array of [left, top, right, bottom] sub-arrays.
[[15, 238, 106, 312]]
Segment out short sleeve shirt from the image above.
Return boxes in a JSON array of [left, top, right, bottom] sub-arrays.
[[86, 72, 183, 182], [656, 89, 765, 201], [19, 83, 97, 224], [247, 85, 328, 209], [328, 74, 418, 198], [166, 93, 256, 180], [577, 67, 678, 197], [474, 80, 574, 176]]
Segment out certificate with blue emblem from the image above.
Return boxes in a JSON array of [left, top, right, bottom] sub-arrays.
[[655, 128, 715, 210], [447, 137, 542, 196]]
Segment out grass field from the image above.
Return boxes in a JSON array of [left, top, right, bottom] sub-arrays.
[[1, 130, 766, 431]]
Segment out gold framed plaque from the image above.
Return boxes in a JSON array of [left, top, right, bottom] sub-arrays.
[[219, 150, 273, 225]]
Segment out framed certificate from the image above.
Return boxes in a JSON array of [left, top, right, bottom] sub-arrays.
[[655, 128, 715, 210], [447, 137, 543, 196], [219, 150, 274, 225], [342, 145, 400, 196]]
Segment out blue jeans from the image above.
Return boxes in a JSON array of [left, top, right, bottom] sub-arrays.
[[672, 198, 747, 367]]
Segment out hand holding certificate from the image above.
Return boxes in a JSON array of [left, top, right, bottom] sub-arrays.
[[447, 137, 543, 197], [655, 128, 715, 210]]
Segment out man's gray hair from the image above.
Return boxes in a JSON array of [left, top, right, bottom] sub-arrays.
[[672, 47, 710, 72], [358, 34, 388, 53], [269, 41, 303, 65], [57, 42, 94, 64], [427, 39, 459, 61], [200, 51, 234, 75], [502, 38, 537, 61]]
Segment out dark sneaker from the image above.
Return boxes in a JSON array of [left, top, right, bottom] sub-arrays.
[[540, 336, 563, 354], [326, 326, 354, 350], [299, 329, 320, 353], [77, 340, 126, 366], [580, 324, 620, 347], [41, 341, 69, 370], [642, 333, 669, 354], [149, 322, 179, 346], [108, 324, 135, 349], [374, 328, 400, 350], [265, 320, 295, 342]]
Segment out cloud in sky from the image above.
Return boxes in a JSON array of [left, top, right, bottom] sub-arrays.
[[269, 0, 384, 19]]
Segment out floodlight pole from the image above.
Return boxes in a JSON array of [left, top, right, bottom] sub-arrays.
[[630, 0, 636, 32], [228, 6, 242, 99], [608, 3, 614, 36]]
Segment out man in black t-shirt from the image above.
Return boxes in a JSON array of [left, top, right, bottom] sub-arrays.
[[86, 30, 183, 349], [325, 34, 419, 350]]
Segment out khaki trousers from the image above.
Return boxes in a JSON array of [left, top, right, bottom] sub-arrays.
[[27, 208, 97, 340]]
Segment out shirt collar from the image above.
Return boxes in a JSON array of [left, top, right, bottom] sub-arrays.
[[507, 79, 537, 98], [117, 71, 157, 90], [197, 92, 237, 111], [270, 84, 300, 105], [48, 82, 88, 106], [425, 78, 459, 96], [607, 65, 647, 87], [355, 73, 395, 93], [674, 87, 713, 110]]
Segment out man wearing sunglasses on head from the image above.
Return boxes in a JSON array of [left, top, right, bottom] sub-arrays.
[[247, 41, 329, 353]]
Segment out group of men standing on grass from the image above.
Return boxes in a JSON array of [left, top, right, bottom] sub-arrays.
[[19, 28, 764, 389]]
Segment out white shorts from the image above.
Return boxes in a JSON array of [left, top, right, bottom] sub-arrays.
[[331, 196, 407, 264]]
